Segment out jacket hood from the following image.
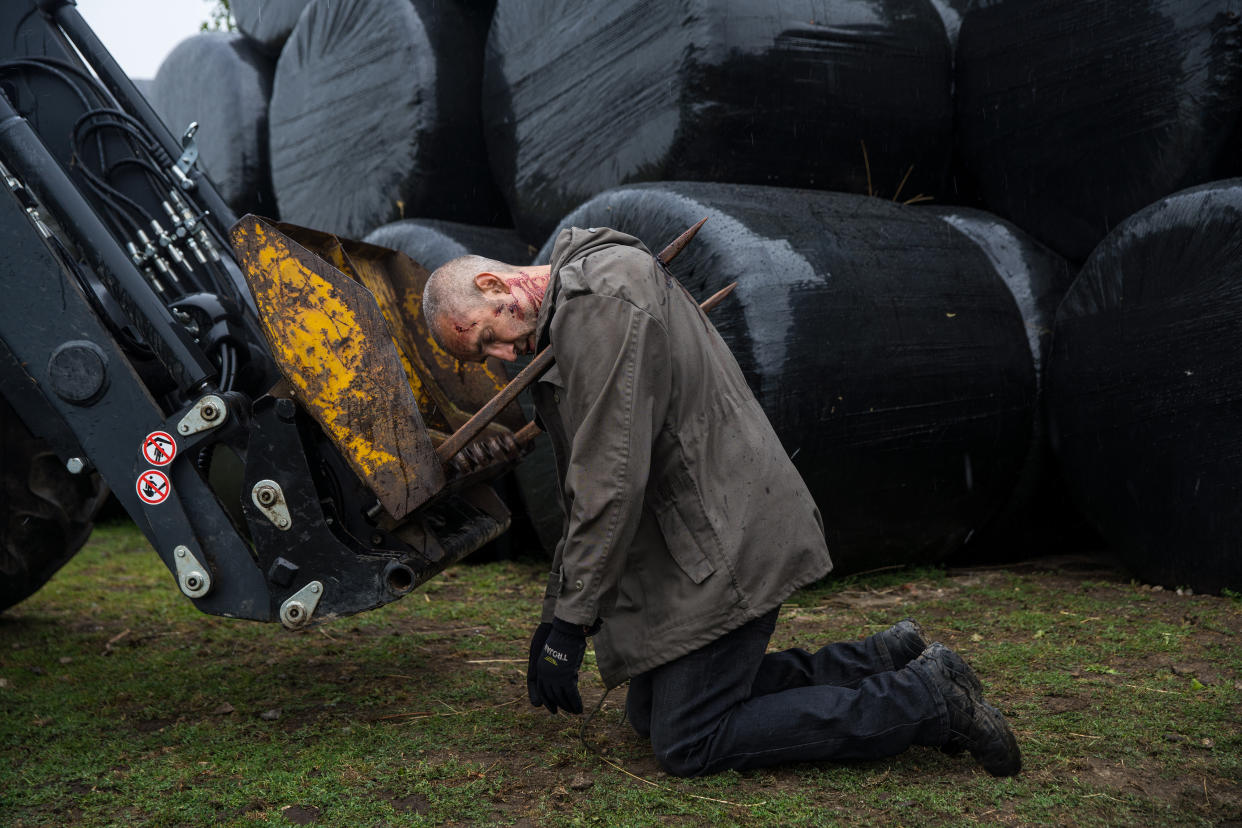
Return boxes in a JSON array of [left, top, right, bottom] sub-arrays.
[[536, 227, 653, 348]]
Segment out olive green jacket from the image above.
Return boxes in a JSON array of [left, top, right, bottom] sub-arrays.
[[532, 227, 832, 688]]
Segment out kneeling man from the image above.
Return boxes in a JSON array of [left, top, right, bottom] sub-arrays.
[[422, 226, 1020, 778]]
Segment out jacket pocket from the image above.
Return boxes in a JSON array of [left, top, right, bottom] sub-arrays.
[[650, 463, 719, 584]]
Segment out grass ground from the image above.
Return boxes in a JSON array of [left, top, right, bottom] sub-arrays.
[[1, 521, 1239, 827]]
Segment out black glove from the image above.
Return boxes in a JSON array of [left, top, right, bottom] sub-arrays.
[[526, 621, 553, 708], [534, 618, 588, 715]]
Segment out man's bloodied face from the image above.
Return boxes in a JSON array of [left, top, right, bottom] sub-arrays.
[[444, 270, 546, 363]]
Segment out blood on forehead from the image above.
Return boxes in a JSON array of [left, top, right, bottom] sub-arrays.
[[445, 319, 483, 359]]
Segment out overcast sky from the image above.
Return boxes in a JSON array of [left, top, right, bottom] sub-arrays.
[[77, 0, 215, 80]]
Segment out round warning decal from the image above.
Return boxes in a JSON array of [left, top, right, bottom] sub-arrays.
[[136, 469, 171, 505], [141, 431, 177, 466]]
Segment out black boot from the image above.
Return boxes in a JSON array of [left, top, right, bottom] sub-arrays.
[[873, 618, 927, 670], [913, 643, 1022, 777], [923, 639, 982, 756]]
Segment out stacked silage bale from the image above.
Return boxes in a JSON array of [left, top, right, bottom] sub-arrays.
[[484, 0, 955, 243], [1046, 180, 1242, 594], [149, 33, 276, 216], [954, 0, 1242, 261]]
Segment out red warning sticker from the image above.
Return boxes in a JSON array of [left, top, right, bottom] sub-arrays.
[[136, 469, 171, 505], [141, 431, 177, 466]]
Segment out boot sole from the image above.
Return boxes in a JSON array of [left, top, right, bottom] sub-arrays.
[[969, 701, 1023, 777]]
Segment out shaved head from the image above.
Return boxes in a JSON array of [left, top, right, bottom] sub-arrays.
[[423, 255, 511, 349], [421, 255, 551, 362]]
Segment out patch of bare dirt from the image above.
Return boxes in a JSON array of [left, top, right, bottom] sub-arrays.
[[281, 803, 320, 824], [382, 791, 430, 814], [1074, 756, 1242, 814], [1043, 694, 1090, 714], [132, 716, 176, 733]]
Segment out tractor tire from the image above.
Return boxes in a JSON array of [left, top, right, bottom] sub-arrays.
[[0, 395, 108, 613]]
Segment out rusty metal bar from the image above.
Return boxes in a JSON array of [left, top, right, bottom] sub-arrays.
[[436, 348, 555, 464], [513, 419, 542, 445]]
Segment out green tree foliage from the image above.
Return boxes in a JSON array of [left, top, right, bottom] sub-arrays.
[[201, 0, 235, 32]]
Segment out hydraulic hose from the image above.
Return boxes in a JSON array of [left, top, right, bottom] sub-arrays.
[[0, 89, 217, 395]]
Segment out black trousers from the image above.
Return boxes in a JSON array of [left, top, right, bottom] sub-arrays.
[[625, 608, 948, 777]]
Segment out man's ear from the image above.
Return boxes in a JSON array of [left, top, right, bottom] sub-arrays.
[[474, 271, 511, 296]]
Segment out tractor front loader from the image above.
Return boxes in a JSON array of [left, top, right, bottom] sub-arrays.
[[0, 0, 526, 626]]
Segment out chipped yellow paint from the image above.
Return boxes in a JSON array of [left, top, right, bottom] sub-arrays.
[[324, 235, 429, 409], [275, 225, 459, 432], [329, 243, 433, 413], [251, 225, 396, 472], [231, 217, 443, 518]]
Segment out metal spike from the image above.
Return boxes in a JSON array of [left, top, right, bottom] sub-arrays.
[[699, 282, 737, 314], [657, 217, 708, 265]]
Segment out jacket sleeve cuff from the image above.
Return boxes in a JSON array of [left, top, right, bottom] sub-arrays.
[[552, 596, 600, 629], [551, 617, 589, 638], [552, 616, 601, 637]]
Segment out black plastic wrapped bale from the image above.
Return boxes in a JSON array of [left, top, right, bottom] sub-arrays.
[[485, 0, 953, 244], [930, 207, 1073, 395], [533, 182, 1036, 574], [269, 0, 505, 239], [149, 33, 276, 217], [1047, 180, 1242, 594], [233, 0, 312, 55], [363, 219, 531, 271], [955, 0, 1242, 262], [929, 205, 1081, 558], [926, 0, 967, 51]]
